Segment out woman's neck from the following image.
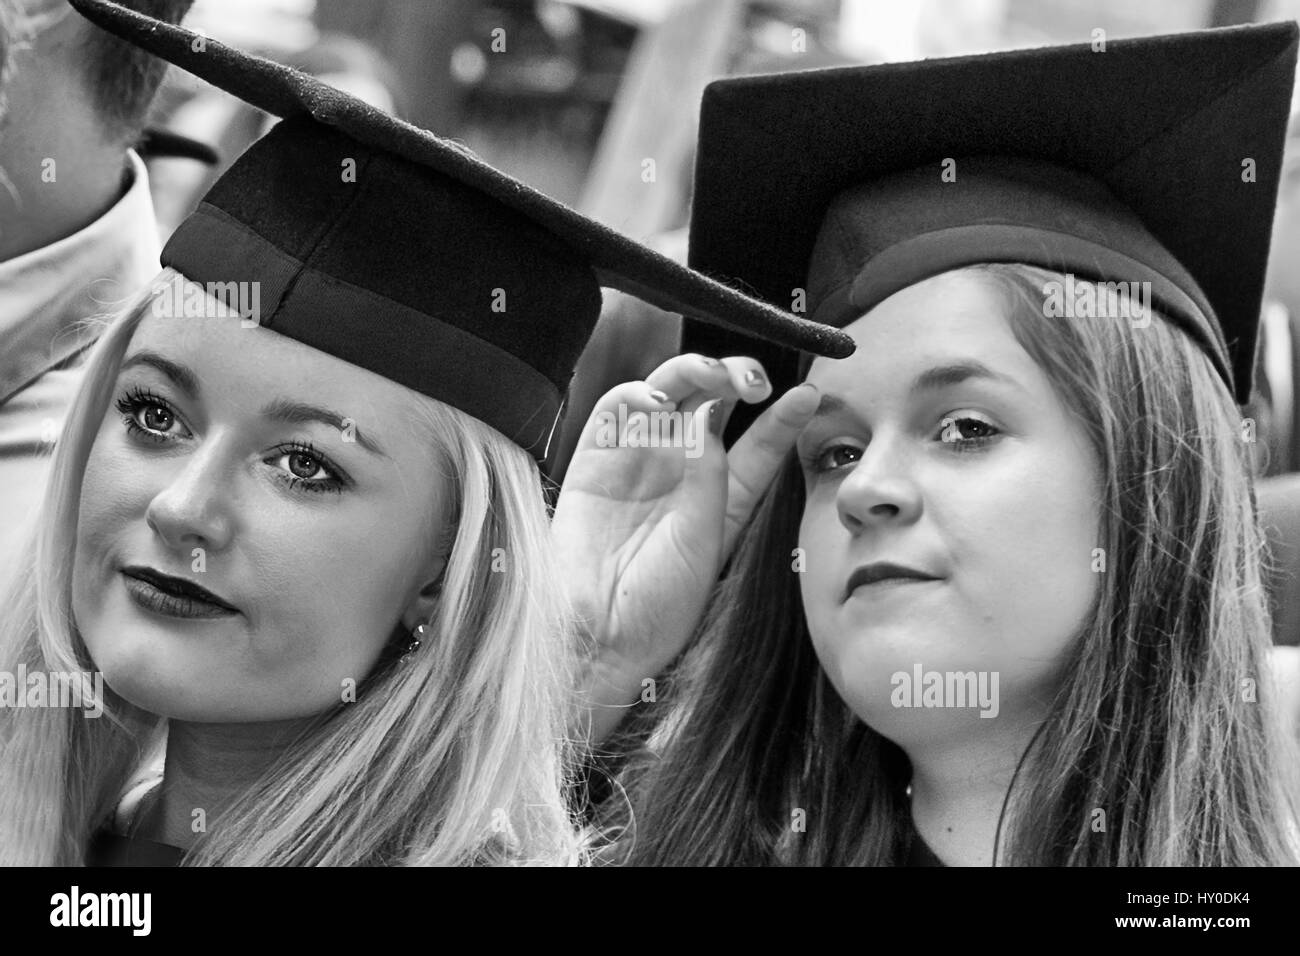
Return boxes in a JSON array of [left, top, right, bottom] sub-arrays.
[[902, 711, 1045, 867], [135, 718, 314, 852]]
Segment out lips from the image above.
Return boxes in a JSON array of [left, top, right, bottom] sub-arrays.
[[121, 565, 239, 612], [844, 561, 942, 600]]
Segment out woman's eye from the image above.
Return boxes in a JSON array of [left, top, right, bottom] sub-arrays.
[[274, 449, 329, 481], [938, 415, 1000, 448], [268, 444, 346, 494], [114, 389, 189, 442], [141, 405, 172, 431], [806, 443, 863, 474]]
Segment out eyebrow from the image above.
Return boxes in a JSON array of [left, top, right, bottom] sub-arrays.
[[121, 351, 200, 400], [810, 361, 1027, 418], [910, 361, 1026, 396], [260, 398, 390, 459], [119, 350, 390, 459]]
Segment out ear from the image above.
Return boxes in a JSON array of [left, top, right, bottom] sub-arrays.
[[13, 0, 81, 43], [398, 555, 448, 633]]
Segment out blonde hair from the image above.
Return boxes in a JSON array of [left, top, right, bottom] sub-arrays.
[[618, 263, 1300, 866], [0, 268, 586, 865]]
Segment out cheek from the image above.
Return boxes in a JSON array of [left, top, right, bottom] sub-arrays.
[[77, 424, 135, 538], [72, 430, 148, 644], [243, 502, 431, 691], [796, 498, 843, 628], [943, 444, 1101, 668]]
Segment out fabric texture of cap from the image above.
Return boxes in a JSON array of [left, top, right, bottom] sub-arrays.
[[69, 0, 854, 464], [683, 22, 1300, 441]]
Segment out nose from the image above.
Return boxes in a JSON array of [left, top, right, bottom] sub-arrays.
[[145, 440, 236, 553], [835, 434, 923, 534]]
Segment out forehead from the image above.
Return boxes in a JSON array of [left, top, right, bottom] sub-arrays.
[[124, 288, 430, 446], [805, 270, 1043, 393]]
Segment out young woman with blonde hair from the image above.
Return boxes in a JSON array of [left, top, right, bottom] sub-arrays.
[[0, 270, 583, 865]]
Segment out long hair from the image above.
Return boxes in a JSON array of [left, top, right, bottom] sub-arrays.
[[620, 263, 1300, 866], [0, 268, 585, 865]]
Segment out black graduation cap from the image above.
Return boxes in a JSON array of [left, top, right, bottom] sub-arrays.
[[683, 23, 1300, 442], [68, 0, 853, 463]]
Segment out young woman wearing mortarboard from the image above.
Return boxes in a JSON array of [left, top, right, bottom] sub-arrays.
[[0, 0, 850, 866], [558, 25, 1300, 866]]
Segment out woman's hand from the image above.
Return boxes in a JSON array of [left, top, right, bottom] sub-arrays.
[[554, 353, 819, 745]]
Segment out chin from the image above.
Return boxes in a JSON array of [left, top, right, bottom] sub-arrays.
[[814, 618, 946, 675], [817, 636, 993, 721], [99, 672, 195, 720], [89, 650, 221, 720], [101, 680, 270, 722]]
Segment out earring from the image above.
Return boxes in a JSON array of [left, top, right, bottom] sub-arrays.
[[401, 623, 429, 663]]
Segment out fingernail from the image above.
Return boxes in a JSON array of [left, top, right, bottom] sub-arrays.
[[794, 382, 820, 411], [744, 368, 766, 388], [648, 388, 671, 404], [708, 400, 723, 436]]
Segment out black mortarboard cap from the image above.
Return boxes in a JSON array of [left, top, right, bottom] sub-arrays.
[[69, 0, 853, 463], [683, 23, 1300, 442]]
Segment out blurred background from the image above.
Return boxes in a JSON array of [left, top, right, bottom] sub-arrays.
[[146, 0, 1300, 226]]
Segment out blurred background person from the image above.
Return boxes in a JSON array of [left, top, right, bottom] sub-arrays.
[[0, 0, 194, 587], [145, 0, 410, 234]]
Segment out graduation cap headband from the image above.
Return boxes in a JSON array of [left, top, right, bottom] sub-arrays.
[[68, 0, 853, 464], [806, 156, 1228, 375], [684, 22, 1300, 442]]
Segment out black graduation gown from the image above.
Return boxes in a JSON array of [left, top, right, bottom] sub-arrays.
[[903, 816, 945, 867], [86, 830, 185, 867]]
